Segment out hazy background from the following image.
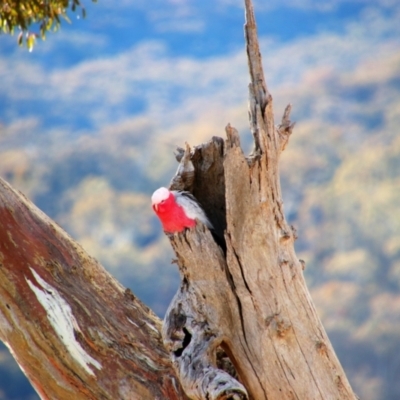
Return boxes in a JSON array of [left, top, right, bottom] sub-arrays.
[[1, 0, 400, 398]]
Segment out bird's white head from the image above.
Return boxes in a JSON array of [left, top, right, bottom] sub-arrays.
[[151, 187, 171, 211]]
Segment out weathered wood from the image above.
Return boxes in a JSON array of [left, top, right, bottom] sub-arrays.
[[0, 0, 359, 399], [161, 1, 358, 399], [163, 224, 247, 400], [0, 178, 188, 399]]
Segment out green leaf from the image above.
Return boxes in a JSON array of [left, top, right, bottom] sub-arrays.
[[27, 33, 36, 52], [1, 0, 97, 49]]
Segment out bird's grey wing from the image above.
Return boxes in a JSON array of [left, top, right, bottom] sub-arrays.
[[174, 190, 213, 229]]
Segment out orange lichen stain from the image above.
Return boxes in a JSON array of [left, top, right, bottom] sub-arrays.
[[83, 335, 103, 354], [29, 376, 50, 400], [315, 340, 328, 356], [335, 374, 347, 393], [7, 231, 18, 248], [46, 355, 96, 398]]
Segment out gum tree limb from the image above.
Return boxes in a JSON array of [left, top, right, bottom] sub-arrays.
[[0, 178, 188, 400]]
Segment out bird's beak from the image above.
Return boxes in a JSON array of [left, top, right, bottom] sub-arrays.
[[153, 204, 158, 212]]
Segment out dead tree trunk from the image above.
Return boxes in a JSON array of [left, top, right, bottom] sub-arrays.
[[161, 1, 358, 400], [0, 0, 358, 399], [0, 177, 188, 399]]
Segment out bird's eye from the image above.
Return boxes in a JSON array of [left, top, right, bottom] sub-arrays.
[[160, 199, 165, 204]]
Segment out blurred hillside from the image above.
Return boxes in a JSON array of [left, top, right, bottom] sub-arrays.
[[1, 1, 400, 399]]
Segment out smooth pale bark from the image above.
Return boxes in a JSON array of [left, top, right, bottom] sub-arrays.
[[0, 178, 188, 400], [160, 1, 358, 399]]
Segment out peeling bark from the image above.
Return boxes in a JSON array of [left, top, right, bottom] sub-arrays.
[[0, 178, 188, 400], [161, 1, 358, 400]]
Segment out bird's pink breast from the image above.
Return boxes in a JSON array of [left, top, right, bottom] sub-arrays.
[[154, 193, 196, 233]]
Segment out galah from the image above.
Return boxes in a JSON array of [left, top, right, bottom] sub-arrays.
[[151, 187, 213, 233]]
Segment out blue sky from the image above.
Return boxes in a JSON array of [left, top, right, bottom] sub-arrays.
[[2, 0, 397, 139]]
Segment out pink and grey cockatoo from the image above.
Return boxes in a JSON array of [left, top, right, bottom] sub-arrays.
[[151, 187, 213, 233]]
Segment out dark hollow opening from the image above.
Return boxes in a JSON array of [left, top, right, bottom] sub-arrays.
[[173, 327, 192, 357]]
